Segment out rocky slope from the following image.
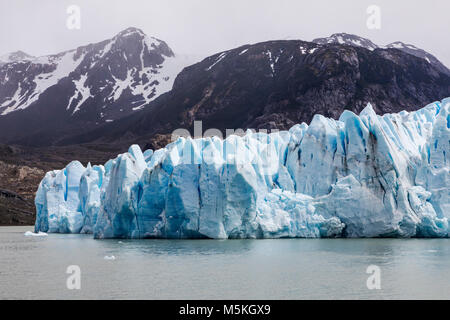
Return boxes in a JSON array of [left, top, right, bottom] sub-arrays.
[[0, 145, 44, 225], [0, 143, 123, 225]]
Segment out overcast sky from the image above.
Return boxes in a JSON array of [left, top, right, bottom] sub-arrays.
[[1, 0, 449, 66]]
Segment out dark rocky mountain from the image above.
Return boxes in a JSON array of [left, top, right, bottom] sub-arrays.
[[384, 41, 450, 76], [64, 38, 450, 149], [0, 27, 196, 145], [313, 33, 450, 75], [313, 33, 379, 51]]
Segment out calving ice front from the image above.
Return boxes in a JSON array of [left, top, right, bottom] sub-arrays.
[[34, 99, 450, 238]]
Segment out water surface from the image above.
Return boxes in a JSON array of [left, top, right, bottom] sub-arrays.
[[1, 226, 449, 299]]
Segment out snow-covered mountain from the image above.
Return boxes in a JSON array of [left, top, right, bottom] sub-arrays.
[[313, 33, 449, 75], [0, 27, 197, 121]]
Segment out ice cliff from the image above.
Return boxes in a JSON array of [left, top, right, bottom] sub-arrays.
[[34, 99, 450, 238]]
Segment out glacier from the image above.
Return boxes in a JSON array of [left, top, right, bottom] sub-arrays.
[[34, 99, 450, 238]]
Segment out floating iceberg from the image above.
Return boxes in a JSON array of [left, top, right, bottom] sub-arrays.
[[24, 231, 48, 237], [34, 99, 450, 238]]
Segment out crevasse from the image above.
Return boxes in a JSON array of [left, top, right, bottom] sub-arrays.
[[34, 99, 450, 238]]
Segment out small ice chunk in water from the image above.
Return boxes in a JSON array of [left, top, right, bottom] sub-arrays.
[[24, 231, 48, 237], [104, 255, 116, 260]]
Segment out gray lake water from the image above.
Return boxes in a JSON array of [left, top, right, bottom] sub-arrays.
[[0, 226, 449, 299]]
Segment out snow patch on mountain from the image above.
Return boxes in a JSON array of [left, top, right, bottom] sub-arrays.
[[206, 52, 227, 71], [68, 74, 92, 114], [239, 48, 249, 55], [131, 54, 200, 111], [264, 50, 275, 75]]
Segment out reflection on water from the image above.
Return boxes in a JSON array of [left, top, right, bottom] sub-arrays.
[[0, 226, 449, 299], [99, 238, 256, 256]]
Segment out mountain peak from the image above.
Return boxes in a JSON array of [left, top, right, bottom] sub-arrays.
[[116, 27, 146, 38], [312, 33, 378, 51], [111, 27, 173, 58], [0, 50, 34, 64]]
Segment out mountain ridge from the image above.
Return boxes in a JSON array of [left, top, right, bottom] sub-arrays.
[[312, 33, 449, 75], [0, 31, 449, 148], [60, 37, 450, 149]]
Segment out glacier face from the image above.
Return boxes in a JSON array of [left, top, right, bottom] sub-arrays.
[[34, 99, 450, 238]]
